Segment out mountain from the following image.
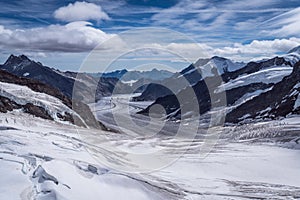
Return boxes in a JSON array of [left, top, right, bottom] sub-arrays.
[[288, 45, 300, 54], [133, 56, 245, 101], [0, 55, 132, 102], [0, 69, 106, 129], [1, 55, 75, 98], [97, 69, 128, 80], [138, 48, 300, 123], [226, 61, 300, 123], [92, 68, 174, 82]]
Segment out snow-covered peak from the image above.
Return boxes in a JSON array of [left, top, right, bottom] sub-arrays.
[[210, 56, 245, 73], [3, 54, 35, 71], [191, 56, 245, 78], [4, 54, 31, 66], [284, 46, 300, 65], [288, 46, 300, 54]]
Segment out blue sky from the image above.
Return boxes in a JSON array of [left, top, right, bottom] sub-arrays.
[[0, 0, 300, 72]]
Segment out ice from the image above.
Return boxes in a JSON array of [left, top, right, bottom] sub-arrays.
[[219, 66, 292, 91], [1, 96, 300, 199], [294, 93, 300, 109], [0, 81, 81, 123]]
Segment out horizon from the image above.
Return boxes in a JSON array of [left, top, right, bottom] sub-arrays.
[[1, 45, 299, 73]]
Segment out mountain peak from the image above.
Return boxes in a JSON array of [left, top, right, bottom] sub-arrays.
[[211, 56, 227, 60], [288, 46, 300, 54], [4, 54, 32, 66]]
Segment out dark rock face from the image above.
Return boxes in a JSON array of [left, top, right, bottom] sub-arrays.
[[138, 56, 295, 122], [139, 76, 224, 119], [132, 83, 174, 101], [56, 112, 73, 123], [96, 77, 132, 99], [0, 95, 53, 120], [0, 69, 107, 129], [134, 57, 241, 102], [1, 55, 75, 98], [221, 57, 292, 82], [226, 83, 274, 106], [134, 66, 202, 102], [72, 100, 109, 130], [0, 96, 21, 113], [0, 55, 131, 102], [0, 69, 72, 108], [226, 61, 300, 123], [135, 56, 292, 103], [23, 103, 53, 120]]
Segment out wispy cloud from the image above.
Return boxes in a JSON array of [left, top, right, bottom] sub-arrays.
[[262, 7, 300, 37], [151, 0, 299, 42]]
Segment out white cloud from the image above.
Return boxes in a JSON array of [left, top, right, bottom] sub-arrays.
[[1, 19, 299, 64], [134, 38, 300, 63], [89, 38, 300, 64], [0, 21, 115, 52], [212, 38, 300, 61], [54, 1, 110, 22]]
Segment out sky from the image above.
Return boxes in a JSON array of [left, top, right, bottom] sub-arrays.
[[0, 0, 300, 72]]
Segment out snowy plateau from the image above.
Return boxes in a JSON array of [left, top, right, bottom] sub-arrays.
[[1, 94, 300, 199]]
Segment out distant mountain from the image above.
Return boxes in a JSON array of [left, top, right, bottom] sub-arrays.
[[288, 45, 300, 54], [0, 55, 132, 102], [133, 56, 245, 101], [92, 68, 174, 82], [138, 48, 300, 123], [226, 61, 300, 123]]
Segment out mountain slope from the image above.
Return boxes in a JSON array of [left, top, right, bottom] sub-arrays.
[[0, 69, 72, 107], [0, 55, 133, 101], [226, 61, 300, 123], [134, 56, 245, 101], [0, 69, 106, 129], [138, 49, 300, 122], [1, 55, 75, 98]]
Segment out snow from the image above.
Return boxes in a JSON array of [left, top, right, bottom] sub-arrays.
[[284, 52, 300, 65], [121, 80, 138, 86], [23, 72, 30, 76], [228, 87, 273, 111], [1, 94, 300, 199], [181, 57, 245, 78], [0, 112, 172, 200], [0, 81, 81, 123], [219, 65, 292, 91], [294, 93, 300, 109], [153, 143, 300, 199], [210, 57, 245, 72], [0, 157, 33, 200]]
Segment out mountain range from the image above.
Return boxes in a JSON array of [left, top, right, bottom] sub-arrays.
[[138, 46, 300, 123], [0, 55, 173, 102], [1, 46, 300, 125], [91, 68, 174, 82]]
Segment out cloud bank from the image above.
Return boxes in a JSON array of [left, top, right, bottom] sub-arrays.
[[0, 21, 113, 52]]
